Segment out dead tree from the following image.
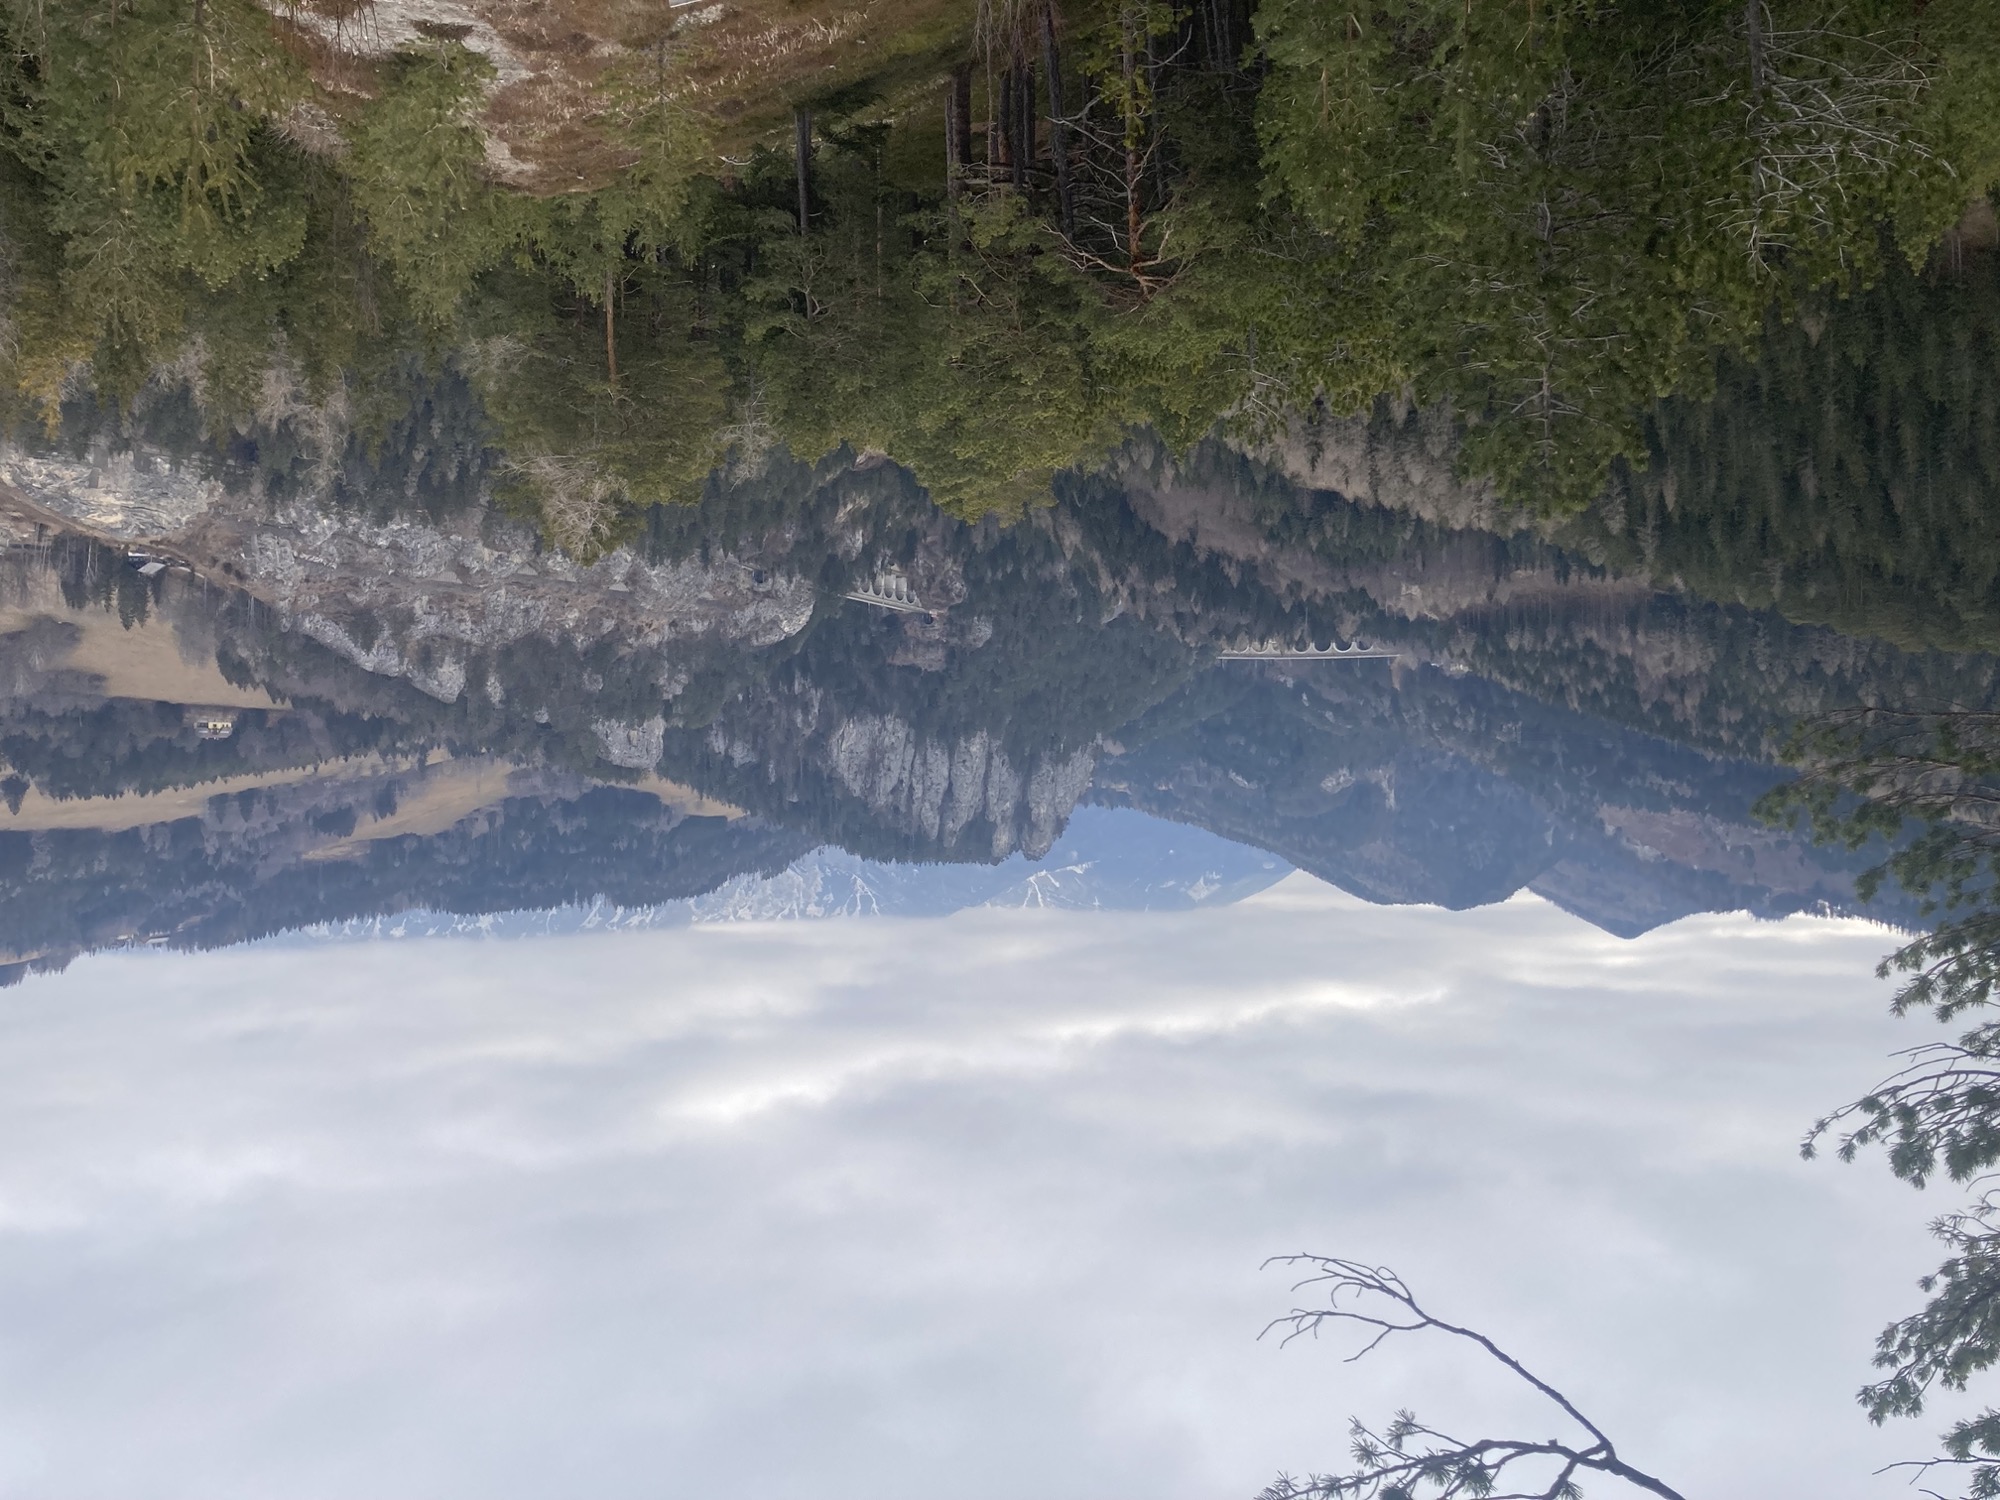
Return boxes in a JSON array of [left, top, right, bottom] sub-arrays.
[[1716, 2, 1936, 268], [974, 0, 1056, 196], [964, 0, 1178, 291], [1258, 1257, 1687, 1500], [1039, 6, 1183, 296]]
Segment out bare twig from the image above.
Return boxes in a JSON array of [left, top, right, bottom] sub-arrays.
[[1258, 1258, 1686, 1500]]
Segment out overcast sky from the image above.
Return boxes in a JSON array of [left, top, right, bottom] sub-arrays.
[[0, 877, 1973, 1500]]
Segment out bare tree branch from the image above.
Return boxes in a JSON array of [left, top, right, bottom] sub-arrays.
[[1258, 1257, 1686, 1500]]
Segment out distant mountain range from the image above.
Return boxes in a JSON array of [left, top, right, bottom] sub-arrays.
[[267, 807, 1292, 943], [7, 396, 1993, 971], [1090, 666, 1917, 937]]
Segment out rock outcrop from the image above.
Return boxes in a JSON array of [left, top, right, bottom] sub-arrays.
[[0, 447, 821, 708], [1247, 404, 1528, 534], [821, 716, 1095, 859]]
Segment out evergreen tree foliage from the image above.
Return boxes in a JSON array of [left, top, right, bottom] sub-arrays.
[[3, 0, 1994, 544], [1252, 0, 1991, 509], [1590, 248, 2000, 654], [1769, 709, 2000, 1498]]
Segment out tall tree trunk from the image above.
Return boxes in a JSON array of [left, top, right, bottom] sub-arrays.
[[1146, 28, 1166, 203], [603, 267, 618, 388], [1016, 60, 1032, 192], [1042, 8, 1075, 240], [1746, 0, 1766, 99], [794, 107, 813, 232], [1745, 0, 1769, 255], [1121, 20, 1143, 279], [951, 65, 974, 172], [1019, 64, 1037, 188], [356, 244, 379, 336], [997, 65, 1016, 180], [945, 74, 963, 197]]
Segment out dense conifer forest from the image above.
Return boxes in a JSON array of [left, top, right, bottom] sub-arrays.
[[2, 0, 1995, 543]]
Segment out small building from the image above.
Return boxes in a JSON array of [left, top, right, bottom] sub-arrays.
[[187, 708, 239, 740]]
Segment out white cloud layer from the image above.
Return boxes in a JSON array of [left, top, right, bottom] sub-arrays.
[[0, 877, 1968, 1499]]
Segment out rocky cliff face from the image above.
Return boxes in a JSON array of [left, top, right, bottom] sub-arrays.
[[0, 437, 1117, 864], [697, 710, 1097, 862], [1, 414, 820, 709], [185, 495, 817, 705], [820, 716, 1095, 859], [0, 439, 223, 539]]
